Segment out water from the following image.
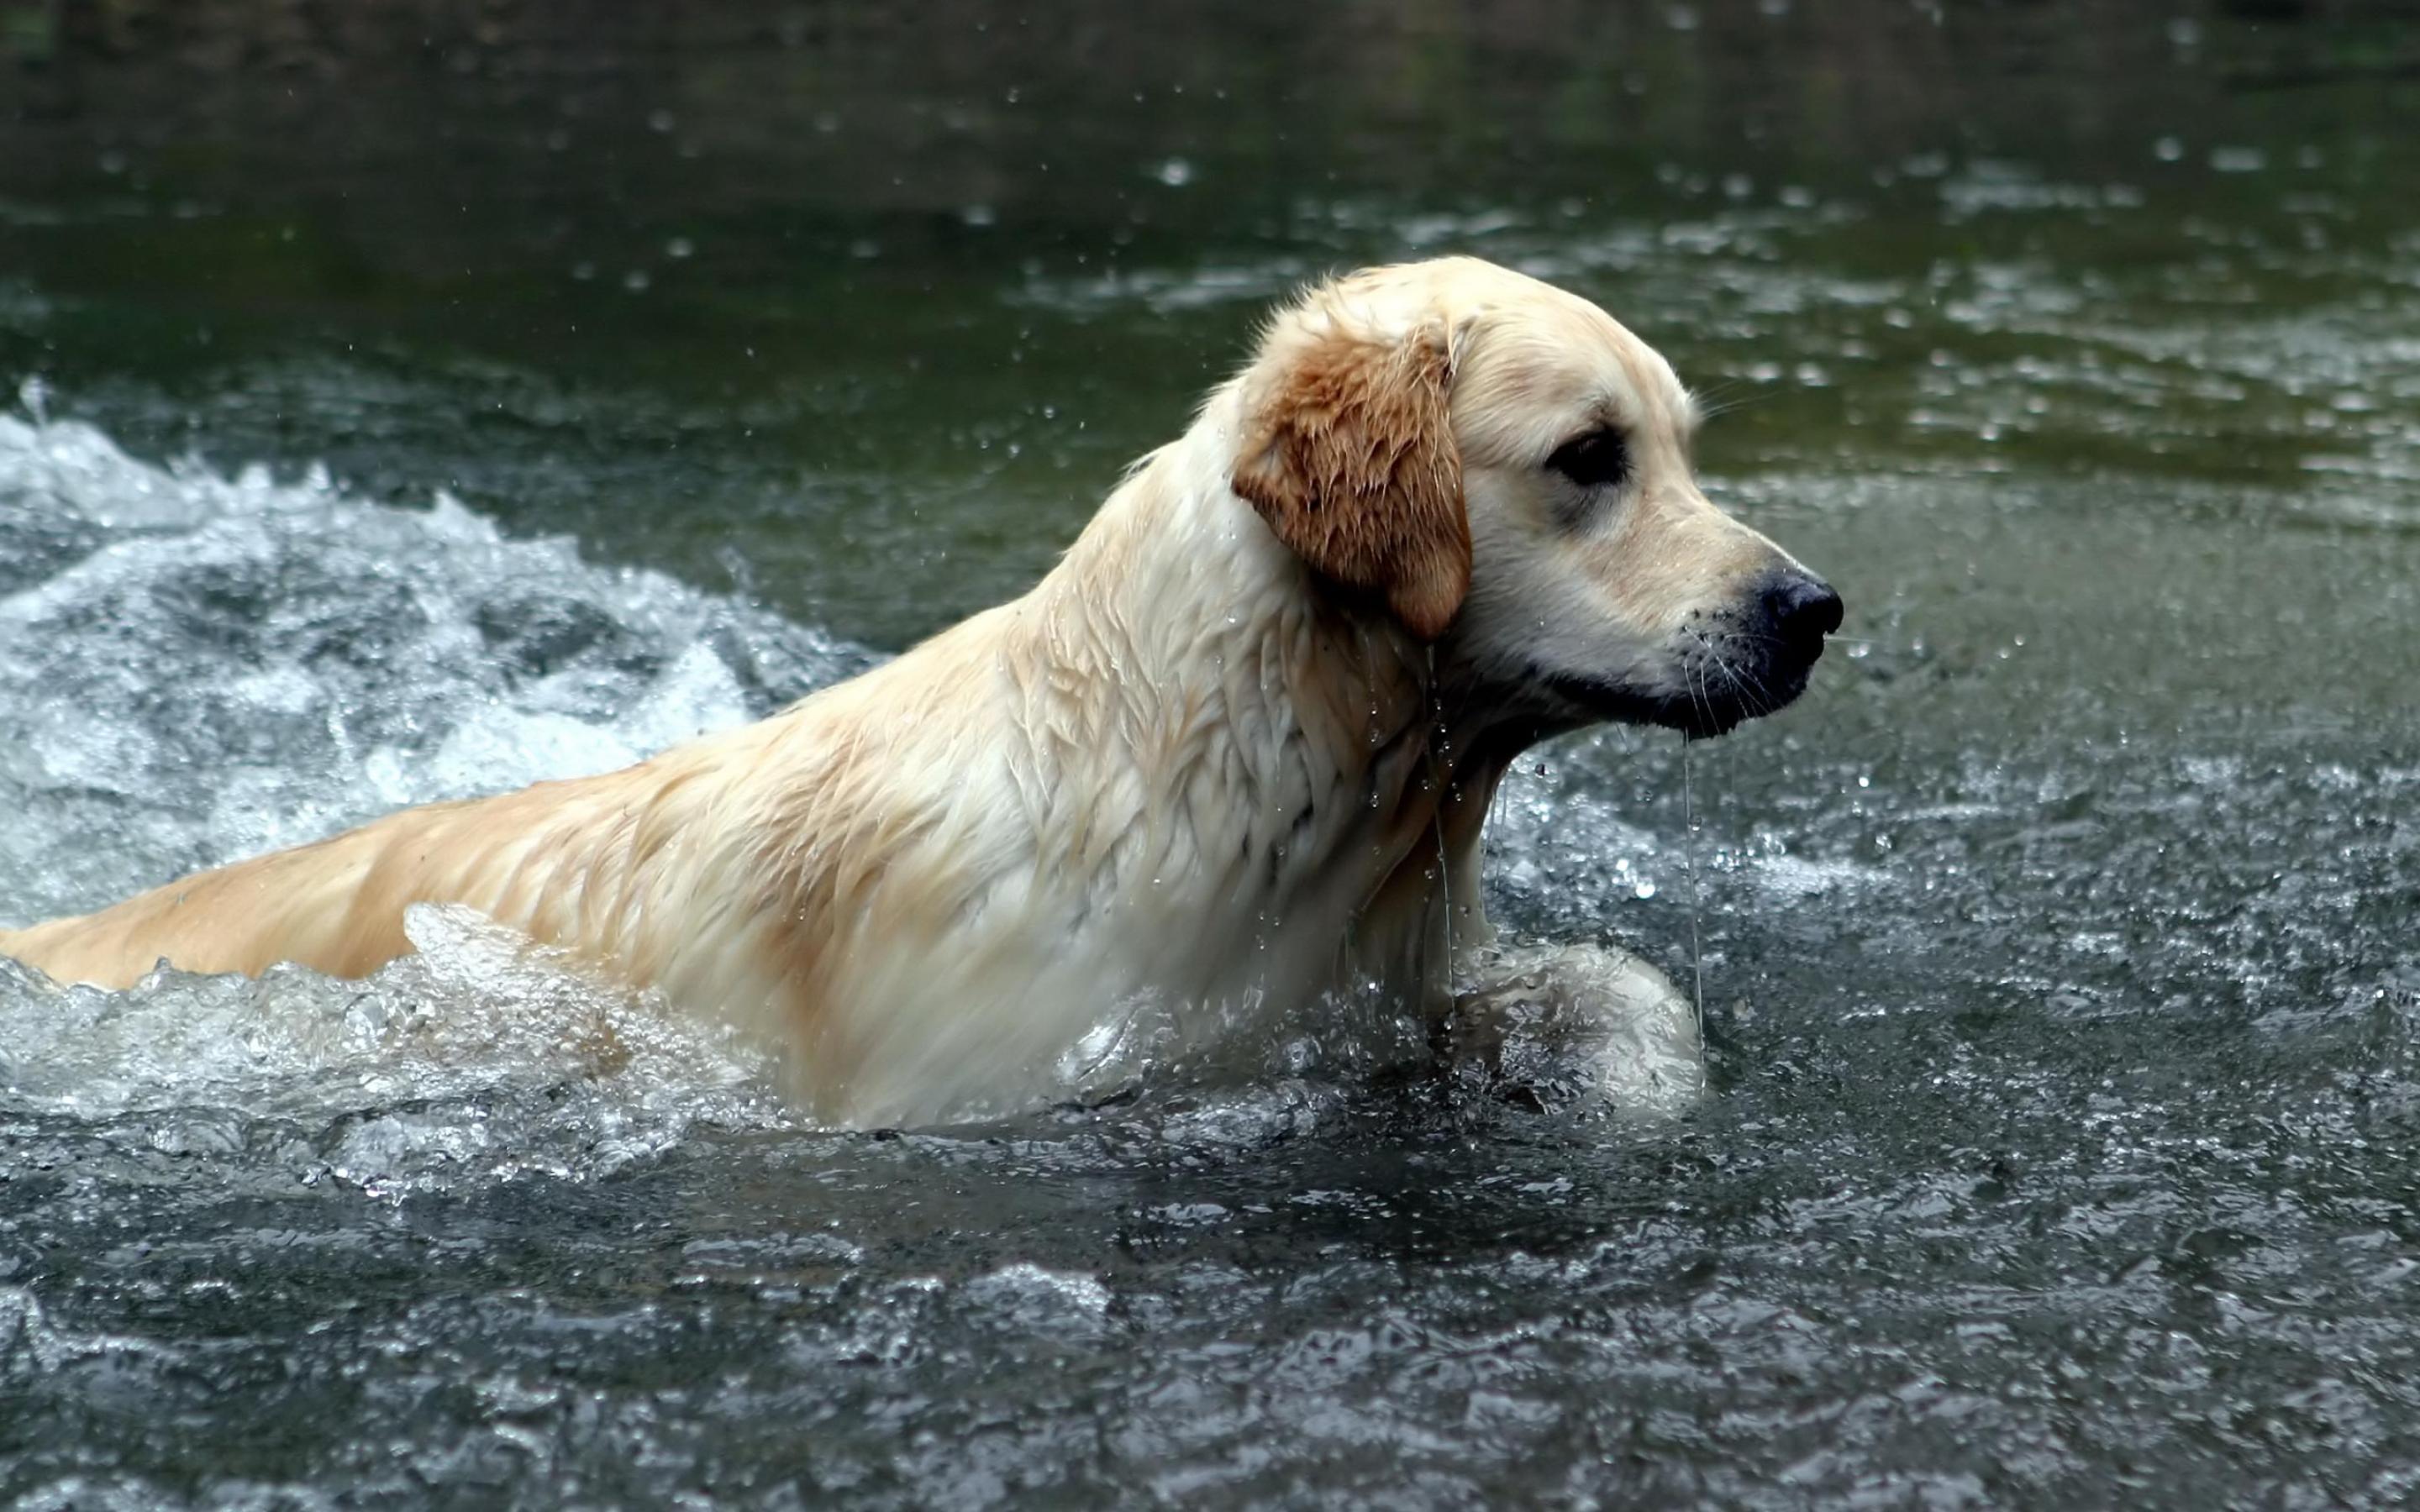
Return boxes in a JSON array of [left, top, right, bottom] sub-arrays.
[[5, 2, 2420, 1504]]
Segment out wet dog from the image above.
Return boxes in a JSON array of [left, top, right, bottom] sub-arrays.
[[3, 257, 1839, 1122]]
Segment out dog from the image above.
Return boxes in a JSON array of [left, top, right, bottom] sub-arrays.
[[1, 256, 1840, 1123]]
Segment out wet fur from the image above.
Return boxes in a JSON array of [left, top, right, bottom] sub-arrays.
[[2, 257, 1821, 1124]]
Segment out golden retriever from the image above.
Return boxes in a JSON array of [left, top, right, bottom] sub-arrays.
[[1, 256, 1840, 1122]]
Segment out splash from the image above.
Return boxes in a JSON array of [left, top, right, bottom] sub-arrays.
[[0, 903, 795, 1194], [0, 399, 867, 925]]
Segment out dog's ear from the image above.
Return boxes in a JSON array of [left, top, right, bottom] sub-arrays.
[[1230, 313, 1470, 641]]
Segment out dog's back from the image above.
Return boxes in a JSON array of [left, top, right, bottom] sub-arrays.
[[2, 780, 599, 990], [0, 818, 400, 987], [0, 721, 782, 994]]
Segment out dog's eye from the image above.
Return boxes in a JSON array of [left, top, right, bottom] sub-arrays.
[[1546, 428, 1629, 491]]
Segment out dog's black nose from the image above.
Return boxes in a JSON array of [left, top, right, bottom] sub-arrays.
[[1761, 571, 1844, 659]]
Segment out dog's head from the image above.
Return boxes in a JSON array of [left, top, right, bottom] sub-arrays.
[[1232, 256, 1840, 738]]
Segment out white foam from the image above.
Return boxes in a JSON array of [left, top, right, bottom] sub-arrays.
[[0, 406, 862, 925]]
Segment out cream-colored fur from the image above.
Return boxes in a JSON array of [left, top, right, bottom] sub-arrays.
[[1, 257, 1836, 1125]]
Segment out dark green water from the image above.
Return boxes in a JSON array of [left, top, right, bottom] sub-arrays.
[[4, 2, 2420, 1505]]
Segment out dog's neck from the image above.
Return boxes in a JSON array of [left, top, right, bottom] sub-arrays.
[[1018, 394, 1527, 969]]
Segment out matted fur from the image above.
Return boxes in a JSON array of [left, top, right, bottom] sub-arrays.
[[1, 256, 1831, 1125]]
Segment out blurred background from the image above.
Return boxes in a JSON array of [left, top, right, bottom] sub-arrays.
[[7, 0, 2416, 639]]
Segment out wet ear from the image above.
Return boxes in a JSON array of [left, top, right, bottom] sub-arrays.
[[1230, 314, 1470, 641]]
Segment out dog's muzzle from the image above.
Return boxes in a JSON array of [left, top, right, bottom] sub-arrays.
[[1534, 569, 1844, 739], [1671, 568, 1843, 737]]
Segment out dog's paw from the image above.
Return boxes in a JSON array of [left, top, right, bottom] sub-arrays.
[[1449, 940, 1704, 1116]]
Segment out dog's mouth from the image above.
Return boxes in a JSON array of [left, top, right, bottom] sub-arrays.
[[1534, 638, 1825, 741]]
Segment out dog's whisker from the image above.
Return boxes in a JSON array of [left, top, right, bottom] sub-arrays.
[[1691, 385, 1790, 423], [1684, 627, 1780, 722], [1682, 651, 1717, 734]]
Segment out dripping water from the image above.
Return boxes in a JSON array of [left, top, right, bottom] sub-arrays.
[[1681, 734, 1707, 1043]]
